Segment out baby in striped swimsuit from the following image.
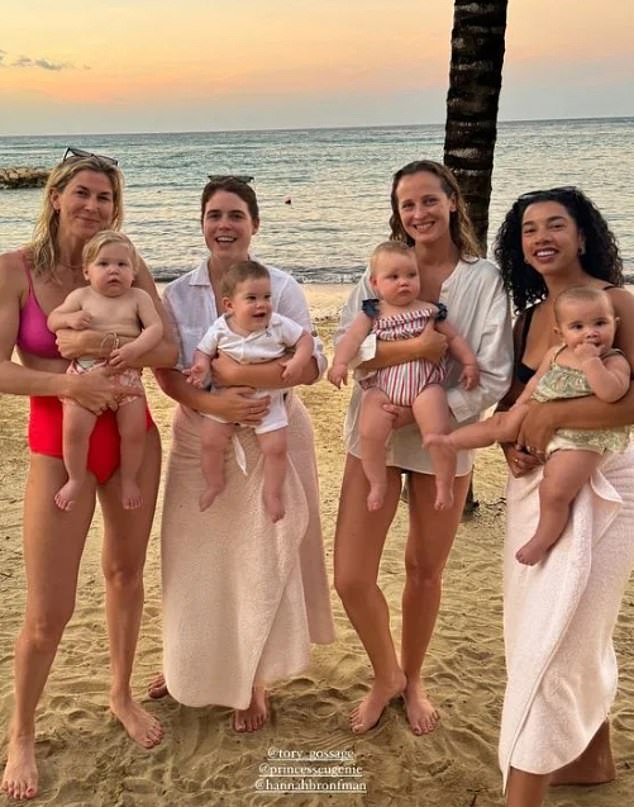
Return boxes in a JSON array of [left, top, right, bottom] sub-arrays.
[[328, 241, 479, 512]]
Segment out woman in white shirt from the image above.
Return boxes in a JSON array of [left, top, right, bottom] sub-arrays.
[[334, 160, 513, 734], [150, 177, 334, 732]]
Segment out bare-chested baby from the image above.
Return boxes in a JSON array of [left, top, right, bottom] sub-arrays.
[[47, 231, 163, 511]]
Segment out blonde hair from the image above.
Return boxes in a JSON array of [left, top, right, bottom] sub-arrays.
[[369, 240, 414, 276], [82, 231, 138, 276], [29, 156, 124, 279], [554, 285, 614, 324]]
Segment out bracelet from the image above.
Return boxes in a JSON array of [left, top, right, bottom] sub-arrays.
[[99, 331, 120, 354]]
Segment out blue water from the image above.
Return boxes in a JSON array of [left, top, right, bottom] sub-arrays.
[[1, 118, 633, 282]]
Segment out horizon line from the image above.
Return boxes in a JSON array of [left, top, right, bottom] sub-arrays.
[[0, 114, 632, 140]]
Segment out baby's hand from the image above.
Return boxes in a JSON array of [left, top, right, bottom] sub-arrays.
[[68, 311, 93, 330], [574, 342, 602, 362], [280, 359, 303, 386], [460, 363, 480, 390], [327, 363, 348, 388], [187, 364, 208, 388], [109, 343, 141, 370]]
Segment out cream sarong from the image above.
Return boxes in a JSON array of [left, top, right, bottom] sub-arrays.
[[499, 443, 634, 791], [161, 394, 335, 709]]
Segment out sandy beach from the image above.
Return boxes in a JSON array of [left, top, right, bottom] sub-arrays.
[[1, 284, 633, 806]]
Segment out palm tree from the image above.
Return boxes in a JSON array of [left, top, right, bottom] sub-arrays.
[[444, 0, 509, 251], [443, 1, 509, 514]]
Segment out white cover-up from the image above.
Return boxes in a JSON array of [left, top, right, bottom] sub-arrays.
[[499, 443, 634, 791]]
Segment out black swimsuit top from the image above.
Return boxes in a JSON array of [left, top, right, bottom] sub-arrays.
[[516, 285, 617, 384]]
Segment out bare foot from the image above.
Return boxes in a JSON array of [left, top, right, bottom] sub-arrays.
[[232, 687, 269, 732], [54, 478, 83, 511], [1, 732, 38, 801], [433, 479, 454, 511], [403, 679, 440, 735], [366, 482, 387, 512], [516, 536, 550, 566], [121, 479, 143, 510], [199, 482, 224, 512], [110, 695, 164, 749], [147, 672, 169, 700], [350, 671, 406, 734], [263, 491, 285, 523]]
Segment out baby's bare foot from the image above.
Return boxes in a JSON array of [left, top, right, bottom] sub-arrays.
[[54, 478, 83, 511], [199, 481, 224, 512], [403, 679, 440, 736], [233, 687, 269, 732], [433, 480, 454, 511], [110, 695, 163, 749], [121, 479, 143, 510], [516, 537, 549, 566], [1, 731, 38, 801], [263, 491, 285, 523], [366, 483, 387, 512]]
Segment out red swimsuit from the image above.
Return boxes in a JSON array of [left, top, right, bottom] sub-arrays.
[[17, 251, 153, 484]]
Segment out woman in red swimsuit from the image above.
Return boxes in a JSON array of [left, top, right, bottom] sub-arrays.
[[0, 150, 177, 801]]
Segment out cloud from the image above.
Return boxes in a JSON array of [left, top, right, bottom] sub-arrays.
[[11, 54, 81, 71], [0, 49, 6, 67]]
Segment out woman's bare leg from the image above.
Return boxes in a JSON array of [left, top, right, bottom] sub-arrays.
[[334, 455, 406, 733], [98, 425, 163, 750], [506, 769, 549, 807], [1, 455, 96, 801], [400, 470, 470, 735], [55, 404, 97, 511], [412, 385, 454, 510], [115, 398, 148, 510], [358, 389, 395, 511]]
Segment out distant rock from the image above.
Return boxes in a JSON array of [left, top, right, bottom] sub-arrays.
[[0, 167, 50, 189]]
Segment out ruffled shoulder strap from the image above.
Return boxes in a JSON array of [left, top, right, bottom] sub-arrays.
[[361, 298, 381, 319]]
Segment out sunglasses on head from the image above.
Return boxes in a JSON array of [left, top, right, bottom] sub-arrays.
[[517, 186, 579, 205], [207, 174, 254, 185], [62, 146, 119, 167]]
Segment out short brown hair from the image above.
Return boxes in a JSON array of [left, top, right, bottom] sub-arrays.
[[220, 260, 270, 298], [369, 240, 414, 277], [82, 230, 139, 276], [554, 285, 614, 324], [200, 177, 259, 225]]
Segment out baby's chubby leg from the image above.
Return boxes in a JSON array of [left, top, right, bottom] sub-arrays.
[[358, 388, 395, 512], [116, 398, 148, 510], [426, 404, 529, 452], [198, 418, 235, 511], [257, 427, 288, 523], [516, 449, 602, 565], [55, 402, 98, 511], [412, 385, 454, 511]]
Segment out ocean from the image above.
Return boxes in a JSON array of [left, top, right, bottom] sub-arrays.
[[1, 118, 633, 283]]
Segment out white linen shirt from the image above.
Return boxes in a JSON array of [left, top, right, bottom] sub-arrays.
[[336, 258, 513, 475], [197, 312, 304, 363], [163, 259, 326, 378]]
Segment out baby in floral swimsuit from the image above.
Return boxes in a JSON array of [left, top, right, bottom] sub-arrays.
[[328, 241, 479, 512], [426, 286, 631, 565]]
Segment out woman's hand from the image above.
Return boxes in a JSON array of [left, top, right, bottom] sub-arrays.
[[203, 386, 270, 425], [417, 320, 448, 364], [515, 400, 555, 459], [56, 328, 92, 360], [68, 366, 137, 415], [501, 442, 542, 478], [382, 403, 415, 430]]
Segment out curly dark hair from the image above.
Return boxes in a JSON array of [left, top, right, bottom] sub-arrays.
[[389, 160, 481, 260], [494, 187, 623, 315]]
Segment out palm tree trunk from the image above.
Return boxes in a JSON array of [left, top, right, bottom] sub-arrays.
[[444, 0, 508, 251]]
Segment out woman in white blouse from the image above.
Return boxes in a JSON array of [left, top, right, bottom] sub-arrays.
[[149, 176, 334, 732], [334, 160, 513, 734]]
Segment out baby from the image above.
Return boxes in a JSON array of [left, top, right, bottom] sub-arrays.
[[189, 259, 313, 522], [328, 240, 479, 511], [48, 230, 163, 511], [426, 286, 631, 564]]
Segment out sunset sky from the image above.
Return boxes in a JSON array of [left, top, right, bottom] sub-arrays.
[[1, 1, 632, 135]]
